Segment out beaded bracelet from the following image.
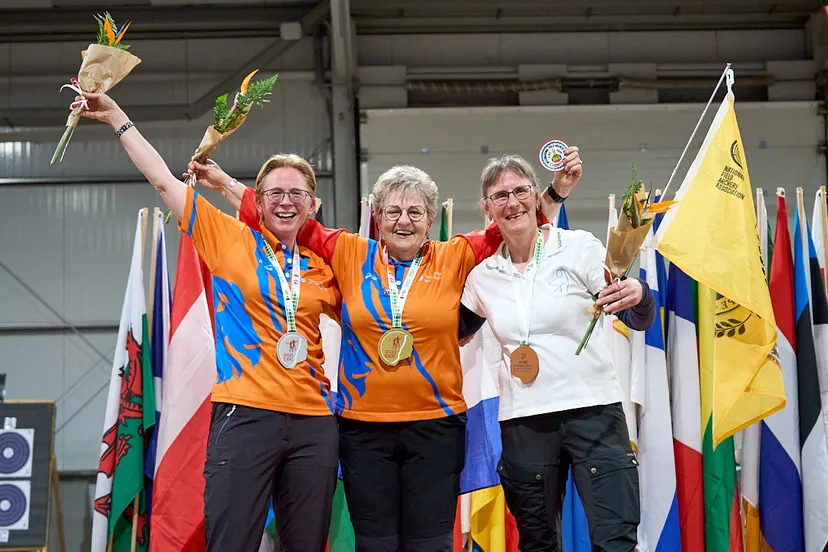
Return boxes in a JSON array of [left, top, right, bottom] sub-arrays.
[[115, 121, 134, 138]]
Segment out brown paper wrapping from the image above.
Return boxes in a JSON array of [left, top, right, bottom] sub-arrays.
[[605, 218, 654, 280], [585, 214, 653, 320], [190, 112, 249, 164], [66, 43, 141, 128]]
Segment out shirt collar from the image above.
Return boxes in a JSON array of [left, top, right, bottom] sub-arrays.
[[485, 224, 564, 270], [259, 227, 308, 259], [380, 240, 431, 267]]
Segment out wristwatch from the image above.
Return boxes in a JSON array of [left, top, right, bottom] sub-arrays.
[[546, 185, 567, 203]]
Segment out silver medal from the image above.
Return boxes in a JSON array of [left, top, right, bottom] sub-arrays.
[[277, 331, 308, 369]]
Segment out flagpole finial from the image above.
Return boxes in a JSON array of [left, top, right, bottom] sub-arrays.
[[725, 65, 734, 91]]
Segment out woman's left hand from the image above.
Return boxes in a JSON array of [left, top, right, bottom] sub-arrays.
[[596, 278, 643, 314], [550, 146, 583, 197]]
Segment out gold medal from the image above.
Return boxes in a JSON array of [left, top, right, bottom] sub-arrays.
[[379, 328, 414, 367], [510, 344, 539, 384]]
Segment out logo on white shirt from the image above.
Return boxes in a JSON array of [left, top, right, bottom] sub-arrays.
[[549, 268, 570, 293]]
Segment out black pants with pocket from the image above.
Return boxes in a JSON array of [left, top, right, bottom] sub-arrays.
[[202, 402, 338, 552], [498, 403, 639, 552], [338, 414, 466, 552]]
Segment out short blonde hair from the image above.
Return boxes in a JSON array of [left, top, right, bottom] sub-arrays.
[[255, 154, 317, 196], [480, 154, 540, 196], [372, 165, 439, 220]]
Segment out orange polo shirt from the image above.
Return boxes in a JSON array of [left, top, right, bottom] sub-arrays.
[[239, 188, 516, 422], [180, 187, 341, 415]]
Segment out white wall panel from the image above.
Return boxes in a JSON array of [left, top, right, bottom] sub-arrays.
[[60, 331, 116, 471], [361, 101, 826, 240], [0, 186, 66, 325], [358, 29, 807, 67], [0, 77, 331, 179]]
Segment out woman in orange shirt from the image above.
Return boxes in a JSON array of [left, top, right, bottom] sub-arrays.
[[77, 92, 341, 552], [193, 155, 582, 551]]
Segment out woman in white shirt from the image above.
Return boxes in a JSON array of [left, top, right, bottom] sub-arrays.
[[460, 155, 655, 552]]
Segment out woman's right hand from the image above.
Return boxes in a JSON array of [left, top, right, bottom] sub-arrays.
[[183, 159, 231, 192], [77, 92, 129, 130]]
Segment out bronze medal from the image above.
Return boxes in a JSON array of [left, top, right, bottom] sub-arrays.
[[379, 328, 414, 367], [510, 344, 539, 384]]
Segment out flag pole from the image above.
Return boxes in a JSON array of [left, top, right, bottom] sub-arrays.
[[140, 208, 148, 258], [131, 206, 149, 552], [446, 198, 454, 236], [796, 188, 810, 303], [129, 493, 140, 552], [147, 208, 161, 347], [819, 186, 828, 293], [660, 63, 732, 201], [756, 187, 764, 232]]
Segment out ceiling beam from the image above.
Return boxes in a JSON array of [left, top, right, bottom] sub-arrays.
[[0, 4, 316, 42], [354, 13, 812, 34]]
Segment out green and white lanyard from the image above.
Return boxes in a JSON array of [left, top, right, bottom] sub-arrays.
[[263, 242, 301, 331], [386, 246, 425, 328], [509, 230, 545, 346]]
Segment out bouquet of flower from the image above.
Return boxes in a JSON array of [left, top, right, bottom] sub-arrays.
[[186, 69, 279, 185], [575, 163, 677, 354], [164, 70, 278, 222], [51, 12, 141, 164]]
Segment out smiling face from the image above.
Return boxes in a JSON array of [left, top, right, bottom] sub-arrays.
[[256, 167, 315, 243], [482, 169, 540, 239], [375, 190, 433, 262]]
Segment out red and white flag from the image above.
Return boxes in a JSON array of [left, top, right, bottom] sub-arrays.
[[149, 234, 216, 552]]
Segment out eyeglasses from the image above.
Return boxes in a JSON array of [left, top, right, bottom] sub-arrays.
[[484, 185, 534, 206], [262, 189, 311, 203], [382, 205, 426, 222]]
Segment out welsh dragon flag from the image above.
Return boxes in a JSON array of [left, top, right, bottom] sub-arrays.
[[91, 212, 156, 552]]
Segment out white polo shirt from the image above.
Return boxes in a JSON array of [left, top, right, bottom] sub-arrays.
[[461, 224, 624, 421]]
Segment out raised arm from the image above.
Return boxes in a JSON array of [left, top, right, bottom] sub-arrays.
[[539, 145, 582, 225], [188, 159, 352, 263], [185, 159, 245, 212], [79, 92, 186, 220]]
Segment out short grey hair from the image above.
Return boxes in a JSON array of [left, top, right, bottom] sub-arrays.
[[480, 154, 540, 197], [372, 165, 439, 220]]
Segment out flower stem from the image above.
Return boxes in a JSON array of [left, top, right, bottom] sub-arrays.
[[50, 125, 76, 165], [575, 313, 600, 356]]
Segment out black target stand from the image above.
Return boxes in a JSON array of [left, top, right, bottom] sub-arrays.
[[0, 401, 65, 552]]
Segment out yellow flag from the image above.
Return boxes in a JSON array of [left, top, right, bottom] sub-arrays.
[[470, 486, 507, 551], [654, 86, 785, 447]]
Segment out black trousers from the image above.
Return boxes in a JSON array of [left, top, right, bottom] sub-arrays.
[[498, 403, 640, 552], [338, 414, 466, 552], [203, 403, 338, 552]]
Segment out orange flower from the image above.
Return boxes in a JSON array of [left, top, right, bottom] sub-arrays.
[[645, 200, 678, 214], [103, 17, 115, 45], [240, 69, 258, 94], [114, 21, 131, 45]]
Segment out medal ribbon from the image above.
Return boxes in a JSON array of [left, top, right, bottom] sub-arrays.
[[509, 230, 545, 346], [386, 246, 425, 329], [263, 242, 301, 333]]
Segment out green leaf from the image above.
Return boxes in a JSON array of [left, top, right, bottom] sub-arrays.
[[212, 74, 278, 133], [235, 74, 279, 111], [213, 93, 230, 131]]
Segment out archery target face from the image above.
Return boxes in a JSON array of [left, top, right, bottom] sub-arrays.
[[0, 481, 30, 530], [0, 430, 33, 478]]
